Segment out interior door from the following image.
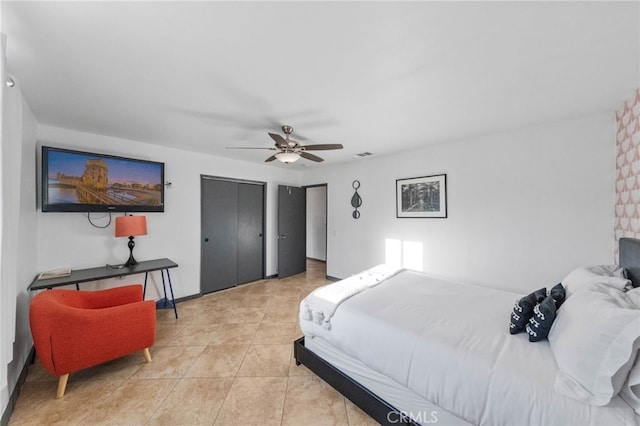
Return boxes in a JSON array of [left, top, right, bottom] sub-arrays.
[[278, 185, 306, 278], [237, 183, 264, 284], [201, 178, 238, 293]]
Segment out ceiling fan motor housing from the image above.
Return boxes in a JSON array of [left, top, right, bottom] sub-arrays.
[[281, 125, 297, 148], [282, 125, 294, 135]]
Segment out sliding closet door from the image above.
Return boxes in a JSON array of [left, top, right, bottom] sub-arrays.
[[201, 179, 238, 293], [201, 176, 265, 294], [237, 183, 264, 284]]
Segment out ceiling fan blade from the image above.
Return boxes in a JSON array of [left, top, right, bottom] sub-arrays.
[[265, 155, 278, 162], [300, 152, 324, 162], [226, 147, 277, 150], [268, 133, 288, 145], [301, 144, 344, 151]]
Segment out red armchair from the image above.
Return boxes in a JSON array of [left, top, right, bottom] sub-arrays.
[[29, 284, 156, 398]]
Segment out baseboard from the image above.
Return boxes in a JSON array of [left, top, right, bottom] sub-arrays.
[[326, 275, 341, 282], [306, 257, 327, 262], [264, 274, 278, 279], [1, 346, 35, 426], [173, 293, 200, 304]]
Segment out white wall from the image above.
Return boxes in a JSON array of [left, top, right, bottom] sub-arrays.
[[1, 92, 38, 417], [306, 185, 327, 261], [302, 113, 616, 293], [36, 125, 302, 299]]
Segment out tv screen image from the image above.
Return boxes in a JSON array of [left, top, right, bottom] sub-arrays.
[[42, 146, 165, 212]]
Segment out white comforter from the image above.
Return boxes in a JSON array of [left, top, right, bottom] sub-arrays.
[[300, 269, 639, 426]]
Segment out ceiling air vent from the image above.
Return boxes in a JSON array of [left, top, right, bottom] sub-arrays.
[[356, 152, 373, 157]]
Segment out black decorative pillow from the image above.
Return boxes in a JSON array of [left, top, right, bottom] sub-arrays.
[[526, 295, 557, 342], [549, 282, 566, 309], [509, 287, 546, 334]]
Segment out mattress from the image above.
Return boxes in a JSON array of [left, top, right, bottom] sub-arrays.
[[305, 335, 471, 425], [300, 269, 639, 425]]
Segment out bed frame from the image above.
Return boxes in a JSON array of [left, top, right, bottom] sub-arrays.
[[294, 238, 640, 426], [294, 337, 419, 426]]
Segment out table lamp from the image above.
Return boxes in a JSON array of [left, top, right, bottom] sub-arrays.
[[115, 215, 147, 267]]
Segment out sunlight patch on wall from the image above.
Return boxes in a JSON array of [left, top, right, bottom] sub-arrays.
[[403, 240, 424, 271], [385, 238, 424, 271], [385, 238, 402, 269]]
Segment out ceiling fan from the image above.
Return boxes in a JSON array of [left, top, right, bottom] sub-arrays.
[[227, 125, 343, 163]]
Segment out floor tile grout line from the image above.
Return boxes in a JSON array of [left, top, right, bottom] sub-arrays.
[[213, 320, 267, 426], [280, 375, 291, 426], [143, 375, 182, 424]]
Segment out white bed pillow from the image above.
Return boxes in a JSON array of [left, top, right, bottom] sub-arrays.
[[561, 265, 629, 298], [548, 283, 640, 406]]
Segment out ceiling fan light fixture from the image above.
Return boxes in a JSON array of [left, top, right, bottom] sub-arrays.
[[231, 125, 341, 163], [275, 152, 300, 163]]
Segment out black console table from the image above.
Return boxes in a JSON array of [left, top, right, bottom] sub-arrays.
[[28, 258, 179, 318]]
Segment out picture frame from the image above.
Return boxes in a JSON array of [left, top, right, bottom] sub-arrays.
[[396, 174, 447, 218]]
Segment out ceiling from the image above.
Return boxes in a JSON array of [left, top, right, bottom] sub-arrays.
[[2, 1, 639, 168]]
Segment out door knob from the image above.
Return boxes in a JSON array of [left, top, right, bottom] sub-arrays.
[[280, 235, 287, 240]]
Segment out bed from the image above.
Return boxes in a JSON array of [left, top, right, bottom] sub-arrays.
[[294, 239, 640, 425]]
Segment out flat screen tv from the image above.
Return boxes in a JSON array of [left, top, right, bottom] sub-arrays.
[[41, 146, 165, 213]]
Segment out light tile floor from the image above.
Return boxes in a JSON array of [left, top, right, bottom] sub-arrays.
[[8, 260, 378, 425]]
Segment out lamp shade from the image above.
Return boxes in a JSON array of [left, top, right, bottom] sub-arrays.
[[115, 215, 147, 237], [275, 152, 300, 163]]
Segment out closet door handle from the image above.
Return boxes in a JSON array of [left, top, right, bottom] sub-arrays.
[[204, 238, 209, 242]]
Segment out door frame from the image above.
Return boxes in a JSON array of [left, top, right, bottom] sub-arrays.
[[303, 183, 328, 272], [200, 175, 267, 293]]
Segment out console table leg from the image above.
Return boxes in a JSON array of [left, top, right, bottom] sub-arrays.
[[152, 269, 178, 319], [166, 269, 178, 319], [160, 270, 168, 305], [143, 272, 148, 299]]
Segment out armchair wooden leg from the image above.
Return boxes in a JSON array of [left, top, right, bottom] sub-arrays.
[[56, 374, 69, 399], [143, 348, 152, 363]]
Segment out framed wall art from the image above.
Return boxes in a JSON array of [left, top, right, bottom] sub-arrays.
[[396, 174, 447, 218]]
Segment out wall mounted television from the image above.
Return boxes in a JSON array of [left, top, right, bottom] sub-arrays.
[[41, 146, 165, 213]]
